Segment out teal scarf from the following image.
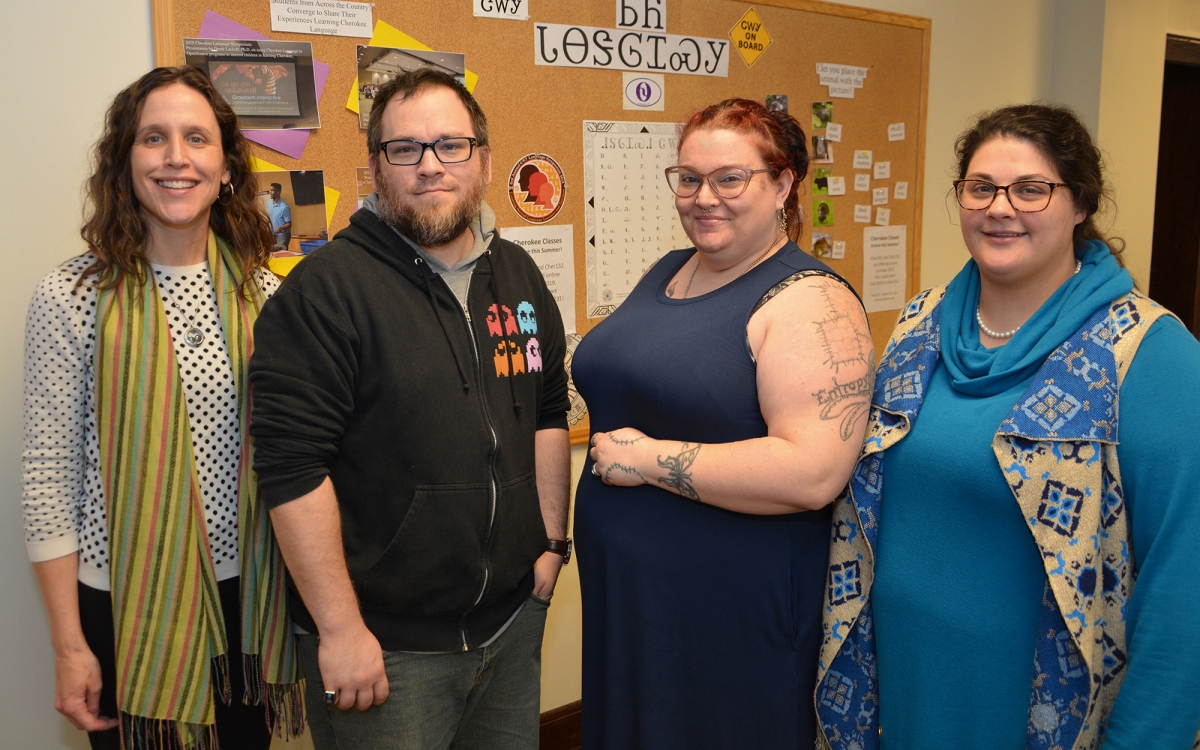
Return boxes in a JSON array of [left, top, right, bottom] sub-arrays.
[[939, 240, 1133, 397]]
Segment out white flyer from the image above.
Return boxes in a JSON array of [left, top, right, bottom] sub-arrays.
[[617, 0, 665, 29], [853, 150, 873, 169], [863, 225, 907, 312], [854, 205, 872, 223], [622, 72, 665, 111], [873, 161, 891, 180], [832, 240, 846, 259], [888, 123, 906, 141], [894, 181, 909, 200], [854, 173, 871, 192], [828, 176, 846, 196], [875, 207, 891, 225], [474, 0, 529, 20], [270, 0, 372, 37], [499, 224, 577, 333], [584, 120, 690, 317], [872, 187, 889, 205], [825, 122, 842, 142]]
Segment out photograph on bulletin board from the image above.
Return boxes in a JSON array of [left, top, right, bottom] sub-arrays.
[[184, 38, 320, 129], [356, 46, 466, 129], [255, 169, 329, 258]]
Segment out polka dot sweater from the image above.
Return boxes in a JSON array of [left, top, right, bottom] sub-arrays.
[[22, 254, 279, 590]]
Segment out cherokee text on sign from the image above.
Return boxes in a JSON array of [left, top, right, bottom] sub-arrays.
[[535, 24, 730, 77]]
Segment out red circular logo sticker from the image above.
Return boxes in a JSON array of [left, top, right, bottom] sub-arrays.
[[508, 154, 566, 224]]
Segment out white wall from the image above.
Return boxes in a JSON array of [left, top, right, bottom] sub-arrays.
[[3, 0, 1196, 746], [0, 2, 153, 747]]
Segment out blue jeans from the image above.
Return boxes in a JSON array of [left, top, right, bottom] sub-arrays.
[[298, 594, 549, 750]]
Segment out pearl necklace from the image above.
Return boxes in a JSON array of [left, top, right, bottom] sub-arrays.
[[682, 231, 783, 299], [976, 259, 1082, 339]]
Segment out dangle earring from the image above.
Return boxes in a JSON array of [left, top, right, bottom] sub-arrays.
[[778, 207, 788, 234], [217, 181, 233, 207]]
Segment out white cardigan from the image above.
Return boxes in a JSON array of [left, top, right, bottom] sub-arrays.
[[21, 254, 278, 590]]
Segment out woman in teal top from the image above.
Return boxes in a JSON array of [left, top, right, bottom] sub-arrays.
[[815, 104, 1200, 750]]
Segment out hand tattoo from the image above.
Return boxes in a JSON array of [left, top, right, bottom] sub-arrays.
[[655, 442, 702, 501], [604, 462, 647, 484], [608, 434, 646, 446]]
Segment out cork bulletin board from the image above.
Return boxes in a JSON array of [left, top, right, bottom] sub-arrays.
[[152, 0, 931, 444]]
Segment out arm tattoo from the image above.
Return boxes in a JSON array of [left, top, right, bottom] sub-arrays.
[[604, 462, 647, 484], [812, 351, 876, 441], [812, 281, 873, 374], [655, 442, 702, 501]]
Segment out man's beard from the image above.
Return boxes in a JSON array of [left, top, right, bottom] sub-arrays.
[[376, 170, 487, 248]]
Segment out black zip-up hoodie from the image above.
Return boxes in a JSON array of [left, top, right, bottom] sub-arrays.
[[249, 207, 570, 652]]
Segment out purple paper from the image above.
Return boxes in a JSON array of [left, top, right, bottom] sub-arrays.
[[197, 10, 330, 160]]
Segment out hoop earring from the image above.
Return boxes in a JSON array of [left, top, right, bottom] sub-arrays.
[[778, 208, 787, 234], [217, 182, 233, 207]]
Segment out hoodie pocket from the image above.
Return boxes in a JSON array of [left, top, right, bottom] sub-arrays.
[[357, 482, 489, 615], [485, 472, 548, 598]]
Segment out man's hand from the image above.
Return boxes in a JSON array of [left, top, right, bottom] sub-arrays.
[[269, 479, 389, 712], [54, 646, 118, 731], [318, 623, 389, 711], [532, 550, 564, 600]]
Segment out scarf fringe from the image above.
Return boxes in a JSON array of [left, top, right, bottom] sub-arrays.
[[212, 652, 231, 706], [243, 653, 307, 740], [120, 713, 219, 750]]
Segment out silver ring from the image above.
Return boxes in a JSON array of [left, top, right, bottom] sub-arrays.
[[324, 690, 337, 705], [591, 464, 599, 477]]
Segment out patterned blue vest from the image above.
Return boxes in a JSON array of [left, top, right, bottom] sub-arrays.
[[814, 287, 1190, 750]]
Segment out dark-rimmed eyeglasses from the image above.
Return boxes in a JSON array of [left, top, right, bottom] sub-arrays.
[[664, 166, 772, 199], [380, 137, 478, 166], [953, 179, 1070, 213]]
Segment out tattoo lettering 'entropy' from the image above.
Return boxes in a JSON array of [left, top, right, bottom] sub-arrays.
[[810, 280, 876, 441], [656, 442, 702, 501], [813, 351, 876, 440]]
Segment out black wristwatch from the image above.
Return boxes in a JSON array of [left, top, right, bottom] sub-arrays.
[[547, 538, 572, 565]]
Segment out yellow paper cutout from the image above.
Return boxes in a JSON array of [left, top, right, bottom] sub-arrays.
[[252, 156, 340, 277], [249, 155, 280, 171], [268, 256, 305, 276], [346, 20, 478, 114]]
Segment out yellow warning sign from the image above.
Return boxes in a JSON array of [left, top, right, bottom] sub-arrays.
[[729, 7, 772, 68]]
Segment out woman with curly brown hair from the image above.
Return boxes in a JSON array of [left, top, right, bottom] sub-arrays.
[[21, 66, 302, 750]]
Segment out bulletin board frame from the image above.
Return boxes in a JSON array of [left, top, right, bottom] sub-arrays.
[[151, 0, 931, 445]]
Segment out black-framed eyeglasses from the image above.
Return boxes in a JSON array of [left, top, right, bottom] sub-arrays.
[[380, 137, 478, 166], [664, 166, 772, 199], [953, 179, 1070, 213]]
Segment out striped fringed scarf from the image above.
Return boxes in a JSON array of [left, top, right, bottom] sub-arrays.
[[95, 232, 303, 749]]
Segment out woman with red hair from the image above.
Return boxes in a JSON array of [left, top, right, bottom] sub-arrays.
[[572, 98, 871, 749]]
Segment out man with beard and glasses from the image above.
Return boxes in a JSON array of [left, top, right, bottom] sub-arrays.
[[248, 68, 572, 750]]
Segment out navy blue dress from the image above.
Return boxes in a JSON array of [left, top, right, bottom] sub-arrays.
[[573, 242, 838, 750]]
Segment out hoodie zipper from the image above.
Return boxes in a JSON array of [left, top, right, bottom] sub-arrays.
[[455, 268, 499, 652]]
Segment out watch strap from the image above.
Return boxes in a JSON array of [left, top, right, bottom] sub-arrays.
[[547, 538, 572, 565]]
